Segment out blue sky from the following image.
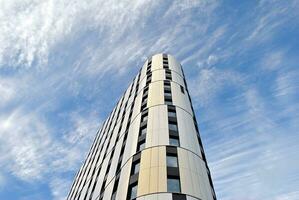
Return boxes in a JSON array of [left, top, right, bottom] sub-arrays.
[[0, 0, 298, 199]]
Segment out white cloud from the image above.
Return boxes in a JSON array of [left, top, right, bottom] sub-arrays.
[[0, 0, 298, 199], [274, 70, 299, 98], [203, 86, 299, 200], [0, 79, 15, 106], [50, 177, 73, 200], [189, 67, 243, 107], [0, 109, 51, 180], [261, 50, 284, 70], [0, 107, 99, 200]]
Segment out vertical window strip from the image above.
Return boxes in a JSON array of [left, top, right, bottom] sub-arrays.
[[73, 108, 117, 199], [110, 72, 141, 200]]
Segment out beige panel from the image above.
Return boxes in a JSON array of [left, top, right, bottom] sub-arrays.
[[140, 61, 148, 83], [122, 114, 140, 166], [157, 106, 169, 146], [172, 71, 185, 87], [158, 147, 167, 192], [139, 75, 147, 93], [177, 148, 188, 169], [96, 143, 106, 168], [180, 168, 194, 196], [106, 137, 123, 184], [103, 178, 114, 200], [146, 107, 154, 148], [176, 108, 202, 158], [107, 123, 120, 153], [132, 92, 142, 122], [149, 147, 162, 193], [178, 147, 215, 200], [191, 171, 201, 198], [157, 193, 172, 200], [147, 105, 169, 147], [200, 160, 214, 200], [158, 166, 167, 193], [149, 166, 159, 193], [147, 81, 164, 107], [158, 146, 167, 167], [168, 54, 183, 76], [151, 70, 165, 83], [141, 147, 151, 169], [138, 148, 151, 195], [138, 167, 150, 196], [119, 110, 130, 135], [152, 54, 163, 71], [179, 149, 194, 196], [171, 83, 193, 114], [151, 146, 159, 167], [91, 166, 107, 200], [116, 157, 132, 200]]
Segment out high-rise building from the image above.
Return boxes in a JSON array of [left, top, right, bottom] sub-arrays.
[[67, 54, 216, 200]]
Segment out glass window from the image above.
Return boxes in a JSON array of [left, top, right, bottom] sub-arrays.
[[140, 127, 146, 136], [138, 141, 145, 151], [167, 156, 178, 167], [165, 92, 172, 97], [167, 178, 180, 193], [128, 184, 138, 199], [169, 124, 178, 131], [111, 192, 116, 200], [165, 99, 173, 105], [164, 85, 171, 90], [168, 111, 176, 118], [180, 85, 185, 94], [132, 162, 140, 174], [142, 115, 148, 122], [169, 138, 179, 146]]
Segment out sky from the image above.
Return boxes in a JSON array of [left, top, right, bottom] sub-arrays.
[[0, 0, 298, 199]]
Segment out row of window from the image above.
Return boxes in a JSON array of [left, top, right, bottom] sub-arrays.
[[109, 71, 142, 200], [69, 69, 143, 200], [127, 146, 183, 200], [70, 92, 127, 199], [126, 60, 152, 199]]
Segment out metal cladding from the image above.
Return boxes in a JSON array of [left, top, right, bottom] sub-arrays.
[[67, 54, 217, 200]]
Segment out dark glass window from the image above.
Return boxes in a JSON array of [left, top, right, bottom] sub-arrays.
[[164, 85, 171, 90], [168, 111, 176, 118], [165, 92, 172, 97], [140, 127, 146, 136], [169, 138, 179, 146], [180, 85, 185, 94], [169, 124, 178, 131], [128, 184, 138, 200], [141, 115, 148, 122], [167, 155, 178, 167], [132, 162, 140, 174], [165, 99, 173, 105], [137, 141, 146, 151], [167, 177, 181, 193], [111, 192, 116, 200]]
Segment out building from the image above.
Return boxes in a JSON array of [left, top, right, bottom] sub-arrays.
[[67, 54, 216, 200]]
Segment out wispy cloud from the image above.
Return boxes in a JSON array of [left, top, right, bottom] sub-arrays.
[[0, 0, 299, 199]]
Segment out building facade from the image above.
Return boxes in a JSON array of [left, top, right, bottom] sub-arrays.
[[67, 54, 216, 200]]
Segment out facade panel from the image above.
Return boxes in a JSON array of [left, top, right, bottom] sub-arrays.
[[67, 54, 216, 200]]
